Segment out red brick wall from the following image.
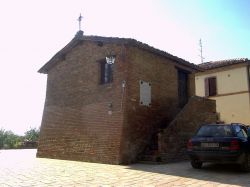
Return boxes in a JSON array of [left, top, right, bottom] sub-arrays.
[[37, 40, 198, 164], [37, 41, 128, 164], [120, 47, 196, 164]]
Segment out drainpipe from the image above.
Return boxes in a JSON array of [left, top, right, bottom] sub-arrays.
[[247, 62, 250, 123]]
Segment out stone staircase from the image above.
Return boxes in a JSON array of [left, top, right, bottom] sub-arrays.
[[138, 96, 218, 163]]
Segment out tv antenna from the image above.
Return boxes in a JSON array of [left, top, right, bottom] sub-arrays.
[[199, 38, 205, 63]]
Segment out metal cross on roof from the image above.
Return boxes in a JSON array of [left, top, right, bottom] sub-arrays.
[[77, 13, 83, 31]]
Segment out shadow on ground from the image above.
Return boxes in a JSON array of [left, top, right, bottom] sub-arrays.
[[128, 161, 250, 186]]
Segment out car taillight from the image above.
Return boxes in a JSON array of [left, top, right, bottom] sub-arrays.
[[230, 139, 240, 151], [187, 139, 193, 150]]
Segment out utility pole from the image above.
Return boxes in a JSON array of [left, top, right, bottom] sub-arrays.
[[199, 38, 205, 63]]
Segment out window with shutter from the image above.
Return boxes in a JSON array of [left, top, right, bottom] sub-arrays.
[[204, 77, 217, 96], [100, 60, 113, 84], [205, 78, 209, 97]]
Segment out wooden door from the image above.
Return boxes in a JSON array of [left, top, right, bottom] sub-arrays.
[[178, 70, 189, 107]]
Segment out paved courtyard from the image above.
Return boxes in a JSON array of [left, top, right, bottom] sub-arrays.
[[0, 149, 250, 186]]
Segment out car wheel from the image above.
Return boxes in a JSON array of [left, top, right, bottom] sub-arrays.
[[241, 153, 250, 172], [191, 160, 202, 169]]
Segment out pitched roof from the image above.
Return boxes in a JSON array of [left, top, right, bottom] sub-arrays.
[[38, 31, 201, 74], [199, 58, 249, 70]]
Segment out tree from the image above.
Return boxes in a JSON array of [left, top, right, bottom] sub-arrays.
[[3, 130, 21, 149], [0, 129, 21, 149], [0, 127, 40, 149], [24, 127, 40, 142], [0, 128, 5, 149]]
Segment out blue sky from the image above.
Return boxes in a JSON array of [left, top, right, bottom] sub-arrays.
[[157, 0, 250, 62], [0, 0, 249, 135]]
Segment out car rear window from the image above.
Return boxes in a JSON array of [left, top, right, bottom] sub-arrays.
[[196, 125, 233, 137]]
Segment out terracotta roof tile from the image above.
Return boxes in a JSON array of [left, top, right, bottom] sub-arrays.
[[198, 58, 249, 70]]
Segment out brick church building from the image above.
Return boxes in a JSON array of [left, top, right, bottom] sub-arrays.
[[37, 30, 217, 164]]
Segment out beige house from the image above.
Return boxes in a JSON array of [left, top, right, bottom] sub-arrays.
[[195, 58, 250, 125]]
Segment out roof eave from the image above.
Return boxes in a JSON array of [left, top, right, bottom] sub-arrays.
[[38, 31, 84, 74], [38, 33, 201, 73], [198, 58, 250, 71]]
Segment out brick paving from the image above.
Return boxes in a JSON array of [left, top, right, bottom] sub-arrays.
[[0, 149, 250, 187]]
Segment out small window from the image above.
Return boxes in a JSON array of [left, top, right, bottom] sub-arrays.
[[205, 77, 217, 96], [100, 60, 113, 84]]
